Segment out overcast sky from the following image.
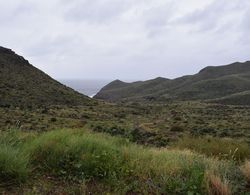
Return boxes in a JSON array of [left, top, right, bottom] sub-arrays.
[[1, 0, 250, 80]]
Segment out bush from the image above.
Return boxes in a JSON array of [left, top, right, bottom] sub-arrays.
[[170, 126, 184, 132], [50, 117, 57, 122]]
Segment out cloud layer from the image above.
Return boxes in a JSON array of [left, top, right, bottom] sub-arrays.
[[1, 0, 250, 80]]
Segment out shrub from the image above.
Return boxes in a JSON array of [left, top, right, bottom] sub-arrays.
[[170, 125, 184, 132], [50, 117, 57, 122]]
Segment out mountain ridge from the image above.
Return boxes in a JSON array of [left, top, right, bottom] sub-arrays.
[[94, 61, 250, 104]]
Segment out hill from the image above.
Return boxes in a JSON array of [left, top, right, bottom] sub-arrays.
[[0, 46, 92, 108], [94, 61, 250, 104]]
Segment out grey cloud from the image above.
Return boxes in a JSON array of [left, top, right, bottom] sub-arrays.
[[176, 0, 249, 33], [238, 8, 250, 45], [0, 0, 250, 80], [144, 2, 176, 28], [142, 2, 177, 38], [63, 0, 132, 24], [241, 8, 250, 30]]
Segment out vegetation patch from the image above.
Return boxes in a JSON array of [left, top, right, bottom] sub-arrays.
[[173, 136, 250, 161], [0, 129, 248, 194]]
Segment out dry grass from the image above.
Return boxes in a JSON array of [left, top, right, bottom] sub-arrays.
[[241, 161, 250, 184], [206, 172, 231, 195]]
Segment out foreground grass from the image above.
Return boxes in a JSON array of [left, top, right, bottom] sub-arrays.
[[0, 130, 30, 186], [0, 129, 248, 194]]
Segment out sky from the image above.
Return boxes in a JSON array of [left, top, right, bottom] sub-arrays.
[[0, 0, 250, 81]]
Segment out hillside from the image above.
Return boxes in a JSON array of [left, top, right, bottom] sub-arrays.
[[0, 46, 92, 108], [211, 90, 250, 105], [94, 61, 250, 104], [0, 47, 249, 194]]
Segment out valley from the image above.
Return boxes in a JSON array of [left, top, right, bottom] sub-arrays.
[[0, 47, 249, 194]]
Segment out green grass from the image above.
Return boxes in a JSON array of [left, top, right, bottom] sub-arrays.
[[0, 131, 29, 186], [0, 145, 28, 184], [23, 129, 129, 182], [0, 129, 248, 193], [22, 129, 248, 193], [173, 136, 250, 161]]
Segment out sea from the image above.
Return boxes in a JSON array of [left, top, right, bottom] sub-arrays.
[[60, 79, 112, 98]]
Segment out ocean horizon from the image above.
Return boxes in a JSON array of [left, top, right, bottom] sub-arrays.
[[60, 79, 112, 97]]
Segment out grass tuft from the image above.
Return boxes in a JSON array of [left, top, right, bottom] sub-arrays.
[[241, 161, 250, 184], [206, 172, 231, 195], [0, 144, 28, 185]]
